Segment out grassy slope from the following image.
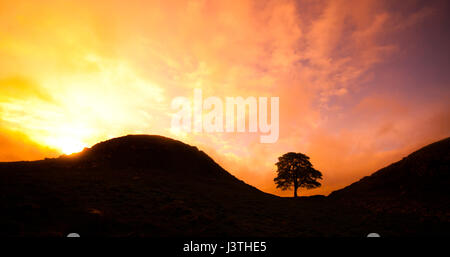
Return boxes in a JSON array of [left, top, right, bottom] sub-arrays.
[[0, 135, 448, 236]]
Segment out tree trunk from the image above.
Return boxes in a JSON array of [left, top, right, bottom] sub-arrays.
[[293, 171, 298, 198]]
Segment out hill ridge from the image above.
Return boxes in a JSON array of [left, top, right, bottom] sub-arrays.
[[329, 137, 450, 198]]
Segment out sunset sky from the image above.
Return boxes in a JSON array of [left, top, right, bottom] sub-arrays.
[[1, 0, 449, 196]]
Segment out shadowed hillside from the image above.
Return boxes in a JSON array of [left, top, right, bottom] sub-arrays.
[[0, 135, 448, 237], [331, 138, 450, 198], [330, 138, 450, 219]]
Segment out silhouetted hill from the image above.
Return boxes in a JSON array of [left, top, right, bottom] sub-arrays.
[[330, 137, 450, 199], [0, 135, 448, 237], [75, 135, 264, 194], [329, 138, 450, 227]]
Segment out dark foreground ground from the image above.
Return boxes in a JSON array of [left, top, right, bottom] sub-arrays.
[[0, 135, 449, 237]]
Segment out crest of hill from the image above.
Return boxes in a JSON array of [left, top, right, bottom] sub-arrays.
[[65, 134, 265, 195], [330, 137, 450, 199]]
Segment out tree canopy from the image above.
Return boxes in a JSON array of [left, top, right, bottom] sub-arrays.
[[274, 152, 323, 197]]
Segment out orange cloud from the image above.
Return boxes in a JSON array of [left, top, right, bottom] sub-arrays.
[[0, 128, 58, 162]]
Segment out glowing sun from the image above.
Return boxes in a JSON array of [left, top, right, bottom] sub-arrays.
[[56, 138, 86, 155]]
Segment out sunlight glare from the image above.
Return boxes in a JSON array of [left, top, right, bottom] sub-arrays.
[[57, 138, 86, 155]]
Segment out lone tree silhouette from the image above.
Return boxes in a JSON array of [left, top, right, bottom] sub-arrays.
[[274, 152, 323, 198]]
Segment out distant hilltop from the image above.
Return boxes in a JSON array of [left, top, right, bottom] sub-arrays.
[[330, 137, 450, 199]]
